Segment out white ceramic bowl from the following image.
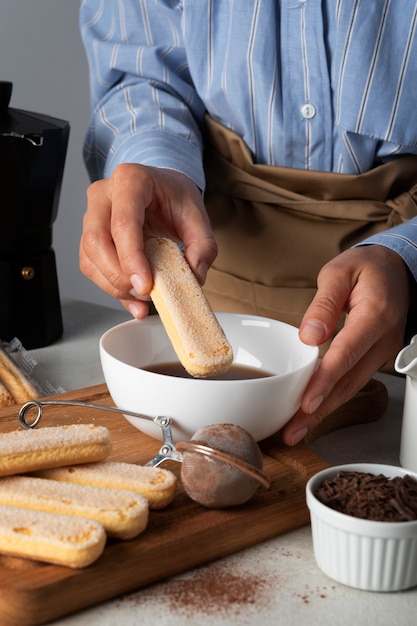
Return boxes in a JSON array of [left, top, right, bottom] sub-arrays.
[[306, 463, 417, 592], [99, 312, 318, 442]]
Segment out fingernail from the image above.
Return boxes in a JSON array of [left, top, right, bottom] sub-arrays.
[[127, 302, 142, 319], [300, 319, 327, 344], [195, 262, 208, 284], [292, 427, 308, 445], [309, 395, 324, 414], [129, 287, 141, 299], [130, 273, 145, 296]]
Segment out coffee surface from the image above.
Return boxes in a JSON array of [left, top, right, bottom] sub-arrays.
[[144, 362, 273, 380]]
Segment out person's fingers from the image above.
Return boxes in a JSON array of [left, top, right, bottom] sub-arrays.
[[282, 246, 412, 446], [80, 180, 134, 299], [300, 303, 383, 413], [182, 236, 218, 284], [280, 331, 391, 446], [149, 168, 218, 284], [108, 165, 154, 296], [119, 297, 150, 319], [298, 259, 352, 347], [81, 164, 219, 317]]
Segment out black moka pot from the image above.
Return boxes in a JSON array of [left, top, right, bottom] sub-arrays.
[[0, 81, 70, 348]]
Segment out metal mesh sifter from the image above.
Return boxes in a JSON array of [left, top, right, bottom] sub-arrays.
[[18, 399, 271, 508]]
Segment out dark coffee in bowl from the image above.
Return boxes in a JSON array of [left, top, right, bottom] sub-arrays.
[[144, 362, 274, 380]]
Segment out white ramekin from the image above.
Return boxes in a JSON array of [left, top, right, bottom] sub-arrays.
[[306, 463, 417, 592]]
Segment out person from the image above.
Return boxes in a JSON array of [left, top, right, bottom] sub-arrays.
[[78, 1, 417, 446]]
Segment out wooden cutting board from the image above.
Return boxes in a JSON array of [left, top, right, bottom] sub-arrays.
[[0, 380, 388, 626]]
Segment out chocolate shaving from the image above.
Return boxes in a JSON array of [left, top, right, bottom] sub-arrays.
[[315, 471, 417, 522]]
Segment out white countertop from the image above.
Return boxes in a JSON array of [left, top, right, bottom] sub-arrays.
[[28, 299, 415, 626]]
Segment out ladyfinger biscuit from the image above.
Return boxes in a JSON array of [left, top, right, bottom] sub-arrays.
[[0, 424, 112, 477], [34, 461, 177, 510], [0, 381, 14, 408], [0, 346, 39, 404], [0, 504, 105, 568], [0, 476, 148, 540], [145, 237, 233, 377]]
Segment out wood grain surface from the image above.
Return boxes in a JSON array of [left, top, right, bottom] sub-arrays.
[[0, 380, 387, 626]]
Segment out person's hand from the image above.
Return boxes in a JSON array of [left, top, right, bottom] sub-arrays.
[[281, 245, 412, 446], [80, 164, 217, 317]]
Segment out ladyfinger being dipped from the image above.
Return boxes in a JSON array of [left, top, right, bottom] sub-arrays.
[[0, 424, 112, 476], [0, 476, 148, 539], [33, 461, 177, 510], [0, 504, 105, 568], [144, 237, 233, 377]]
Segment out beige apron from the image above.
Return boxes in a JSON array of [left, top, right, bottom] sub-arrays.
[[202, 117, 417, 347]]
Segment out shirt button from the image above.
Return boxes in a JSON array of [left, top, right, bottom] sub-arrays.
[[301, 103, 316, 119]]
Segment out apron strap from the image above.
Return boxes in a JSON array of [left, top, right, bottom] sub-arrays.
[[202, 116, 417, 346], [204, 116, 417, 224]]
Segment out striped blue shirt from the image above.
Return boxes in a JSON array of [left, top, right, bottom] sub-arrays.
[[80, 0, 417, 280]]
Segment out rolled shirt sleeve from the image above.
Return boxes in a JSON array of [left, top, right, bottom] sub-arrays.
[[80, 0, 207, 188], [357, 218, 417, 284]]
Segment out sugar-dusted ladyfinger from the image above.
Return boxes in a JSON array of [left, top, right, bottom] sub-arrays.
[[0, 476, 149, 539], [34, 461, 177, 509], [0, 424, 112, 476], [0, 504, 106, 568], [145, 237, 233, 377]]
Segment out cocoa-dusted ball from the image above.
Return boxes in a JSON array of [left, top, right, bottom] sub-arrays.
[[180, 423, 264, 508]]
